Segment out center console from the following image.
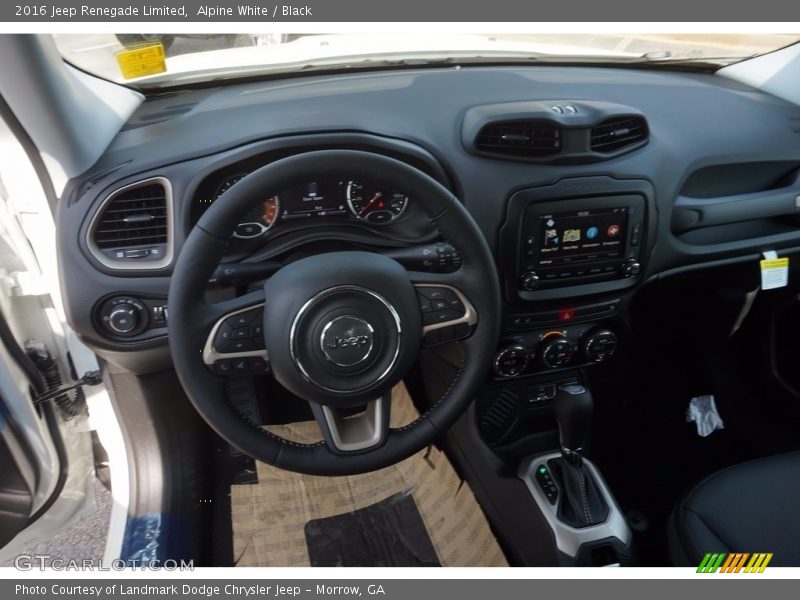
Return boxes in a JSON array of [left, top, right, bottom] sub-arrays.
[[478, 177, 655, 455], [469, 177, 654, 564]]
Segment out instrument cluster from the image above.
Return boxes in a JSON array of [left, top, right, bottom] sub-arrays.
[[194, 174, 411, 239]]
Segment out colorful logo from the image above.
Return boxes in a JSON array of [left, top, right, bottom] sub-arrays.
[[696, 552, 773, 573]]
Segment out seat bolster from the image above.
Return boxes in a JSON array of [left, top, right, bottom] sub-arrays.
[[668, 451, 800, 567]]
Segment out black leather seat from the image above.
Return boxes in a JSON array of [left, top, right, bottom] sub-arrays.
[[668, 451, 800, 566]]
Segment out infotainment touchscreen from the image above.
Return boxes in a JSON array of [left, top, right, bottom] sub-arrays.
[[537, 207, 628, 266]]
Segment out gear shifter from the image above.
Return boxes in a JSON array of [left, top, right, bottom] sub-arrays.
[[553, 384, 593, 460], [550, 384, 609, 527]]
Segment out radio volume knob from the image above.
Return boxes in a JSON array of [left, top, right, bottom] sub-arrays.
[[622, 259, 641, 277], [521, 271, 540, 291]]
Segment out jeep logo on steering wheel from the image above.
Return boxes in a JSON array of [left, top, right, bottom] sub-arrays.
[[326, 334, 371, 349], [320, 316, 375, 367]]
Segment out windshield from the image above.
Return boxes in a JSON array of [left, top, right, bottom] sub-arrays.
[[55, 33, 800, 88]]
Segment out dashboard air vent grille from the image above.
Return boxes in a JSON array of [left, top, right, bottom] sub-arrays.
[[590, 116, 648, 153], [476, 120, 561, 157], [93, 183, 168, 249]]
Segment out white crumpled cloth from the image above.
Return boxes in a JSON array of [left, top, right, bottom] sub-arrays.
[[686, 395, 725, 437]]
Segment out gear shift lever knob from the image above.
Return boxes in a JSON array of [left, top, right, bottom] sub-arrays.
[[553, 384, 593, 456]]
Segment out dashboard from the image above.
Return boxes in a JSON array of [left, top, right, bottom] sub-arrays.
[[56, 64, 800, 379]]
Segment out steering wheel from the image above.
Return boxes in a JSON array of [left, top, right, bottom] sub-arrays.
[[168, 150, 500, 475]]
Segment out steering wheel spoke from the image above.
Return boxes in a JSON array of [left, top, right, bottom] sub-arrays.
[[408, 271, 478, 347], [202, 290, 269, 376], [310, 394, 391, 454]]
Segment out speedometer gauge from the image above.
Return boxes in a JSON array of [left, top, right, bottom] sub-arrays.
[[214, 173, 280, 238], [346, 181, 409, 225]]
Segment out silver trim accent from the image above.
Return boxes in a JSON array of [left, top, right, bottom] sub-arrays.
[[320, 315, 375, 367], [86, 177, 175, 271], [232, 221, 268, 239], [414, 283, 478, 334], [202, 302, 268, 365], [290, 286, 402, 394], [345, 180, 409, 225], [519, 452, 632, 558], [321, 397, 385, 452]]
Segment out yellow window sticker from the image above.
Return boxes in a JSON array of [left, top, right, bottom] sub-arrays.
[[760, 251, 789, 290], [115, 44, 166, 80]]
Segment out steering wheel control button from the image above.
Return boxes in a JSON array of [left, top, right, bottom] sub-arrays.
[[213, 322, 233, 346], [230, 312, 257, 328], [248, 357, 269, 373], [231, 328, 250, 340], [213, 359, 232, 374], [213, 307, 266, 352], [320, 316, 376, 367], [231, 358, 250, 372], [417, 286, 467, 326], [219, 339, 256, 353], [211, 356, 269, 376], [494, 345, 529, 377], [418, 287, 448, 302], [423, 308, 462, 325]]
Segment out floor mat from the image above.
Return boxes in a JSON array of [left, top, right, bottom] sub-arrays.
[[230, 384, 508, 567]]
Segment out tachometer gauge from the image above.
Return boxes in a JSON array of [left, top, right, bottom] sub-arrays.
[[214, 173, 248, 199], [346, 181, 409, 225], [214, 173, 280, 238]]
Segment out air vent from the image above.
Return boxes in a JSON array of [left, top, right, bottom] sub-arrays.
[[479, 388, 519, 444], [89, 178, 173, 270], [590, 116, 648, 153], [475, 120, 561, 157]]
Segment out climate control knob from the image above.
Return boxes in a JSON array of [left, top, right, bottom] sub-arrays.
[[540, 335, 575, 369], [108, 305, 139, 334], [583, 329, 618, 363], [520, 271, 540, 291], [494, 345, 529, 378]]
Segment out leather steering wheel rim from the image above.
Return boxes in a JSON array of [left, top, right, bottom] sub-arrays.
[[168, 150, 500, 475]]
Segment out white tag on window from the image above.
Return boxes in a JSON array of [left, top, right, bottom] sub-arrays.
[[760, 250, 789, 290]]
